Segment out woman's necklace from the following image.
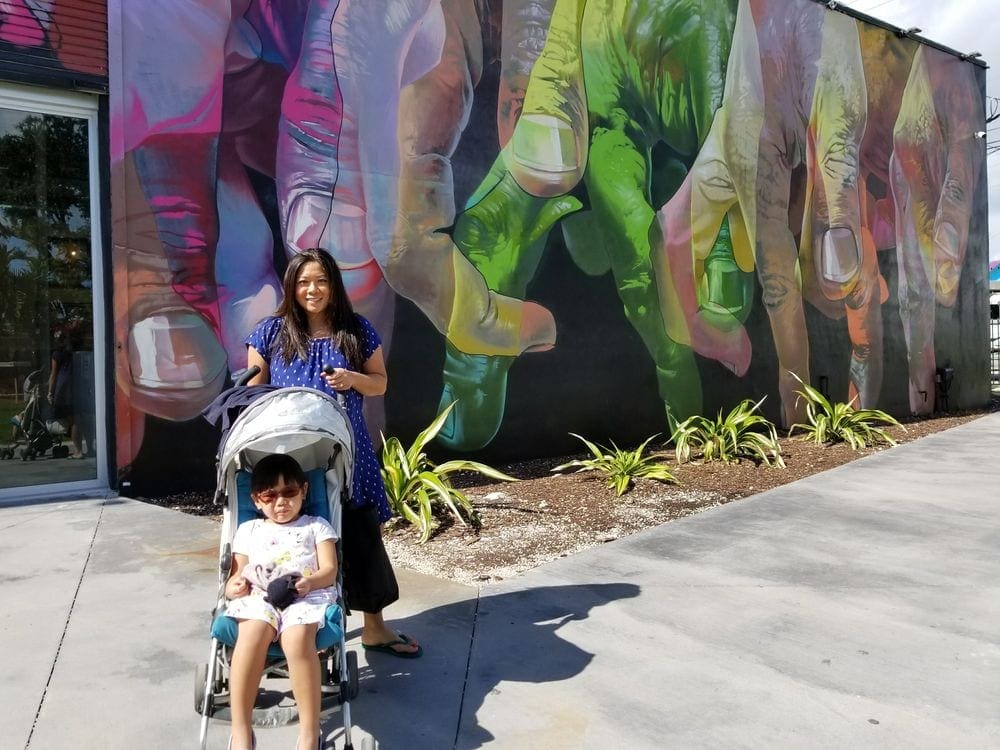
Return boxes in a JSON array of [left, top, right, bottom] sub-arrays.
[[310, 323, 333, 339], [307, 312, 334, 339]]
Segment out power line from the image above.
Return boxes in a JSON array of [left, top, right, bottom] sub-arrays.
[[851, 0, 900, 13], [988, 97, 1000, 125]]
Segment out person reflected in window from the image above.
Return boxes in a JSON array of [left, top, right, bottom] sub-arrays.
[[48, 325, 83, 459]]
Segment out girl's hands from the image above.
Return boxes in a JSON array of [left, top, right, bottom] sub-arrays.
[[226, 572, 323, 600], [294, 576, 313, 596], [225, 576, 249, 600]]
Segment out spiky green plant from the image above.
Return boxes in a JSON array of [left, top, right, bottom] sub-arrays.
[[671, 397, 785, 467], [380, 401, 515, 543], [787, 373, 902, 449], [551, 434, 676, 497]]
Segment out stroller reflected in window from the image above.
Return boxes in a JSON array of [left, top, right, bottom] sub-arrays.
[[1, 370, 69, 461], [197, 370, 375, 750]]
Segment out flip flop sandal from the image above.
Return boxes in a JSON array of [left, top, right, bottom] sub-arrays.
[[362, 633, 423, 658]]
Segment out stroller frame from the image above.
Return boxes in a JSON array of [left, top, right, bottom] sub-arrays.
[[196, 386, 374, 750], [2, 369, 68, 461]]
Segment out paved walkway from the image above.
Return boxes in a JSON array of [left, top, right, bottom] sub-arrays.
[[2, 413, 998, 749]]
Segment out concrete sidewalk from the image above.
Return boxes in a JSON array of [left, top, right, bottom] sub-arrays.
[[2, 413, 998, 749]]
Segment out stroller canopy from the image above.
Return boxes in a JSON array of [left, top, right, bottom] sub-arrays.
[[214, 387, 355, 504]]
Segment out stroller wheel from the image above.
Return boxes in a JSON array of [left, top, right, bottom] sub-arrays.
[[345, 732, 378, 750]]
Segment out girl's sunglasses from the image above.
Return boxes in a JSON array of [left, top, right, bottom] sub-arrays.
[[255, 485, 302, 504]]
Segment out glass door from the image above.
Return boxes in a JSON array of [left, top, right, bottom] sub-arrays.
[[0, 84, 106, 497]]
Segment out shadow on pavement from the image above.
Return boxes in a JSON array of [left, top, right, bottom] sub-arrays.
[[347, 582, 640, 749]]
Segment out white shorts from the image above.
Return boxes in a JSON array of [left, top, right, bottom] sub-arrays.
[[224, 587, 337, 639]]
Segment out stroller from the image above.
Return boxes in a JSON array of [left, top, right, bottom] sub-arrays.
[[196, 376, 373, 750], [1, 370, 68, 461]]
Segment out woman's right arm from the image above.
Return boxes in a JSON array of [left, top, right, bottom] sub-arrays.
[[246, 345, 270, 386]]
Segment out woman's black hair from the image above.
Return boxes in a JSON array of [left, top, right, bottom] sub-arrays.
[[250, 453, 308, 494], [273, 248, 365, 369]]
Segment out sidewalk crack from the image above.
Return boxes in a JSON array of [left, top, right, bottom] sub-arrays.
[[24, 500, 106, 749], [452, 587, 482, 750]]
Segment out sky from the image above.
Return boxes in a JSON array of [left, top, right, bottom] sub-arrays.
[[841, 0, 1000, 267]]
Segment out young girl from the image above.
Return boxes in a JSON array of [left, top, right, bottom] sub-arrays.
[[224, 453, 337, 750]]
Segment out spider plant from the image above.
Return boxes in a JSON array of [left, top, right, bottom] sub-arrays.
[[787, 373, 902, 449], [380, 401, 515, 544], [552, 434, 676, 497], [671, 397, 785, 467]]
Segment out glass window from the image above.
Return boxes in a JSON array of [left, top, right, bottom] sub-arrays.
[[0, 86, 104, 495]]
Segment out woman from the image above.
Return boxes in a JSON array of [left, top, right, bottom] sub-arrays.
[[246, 248, 422, 658]]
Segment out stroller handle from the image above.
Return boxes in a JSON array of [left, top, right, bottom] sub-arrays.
[[322, 365, 347, 407], [232, 366, 261, 388], [227, 365, 345, 407]]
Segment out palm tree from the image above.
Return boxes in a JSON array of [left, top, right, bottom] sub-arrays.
[[0, 241, 28, 335]]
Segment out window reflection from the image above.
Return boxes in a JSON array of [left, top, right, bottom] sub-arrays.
[[0, 109, 96, 488]]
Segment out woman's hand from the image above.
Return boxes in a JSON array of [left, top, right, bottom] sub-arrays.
[[323, 346, 387, 396], [323, 367, 354, 392]]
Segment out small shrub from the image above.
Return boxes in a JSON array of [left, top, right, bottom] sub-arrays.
[[671, 398, 785, 467], [787, 373, 902, 449], [381, 401, 515, 543], [552, 434, 676, 497]]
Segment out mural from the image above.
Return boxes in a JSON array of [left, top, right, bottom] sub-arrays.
[[110, 0, 989, 485], [0, 0, 107, 77]]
